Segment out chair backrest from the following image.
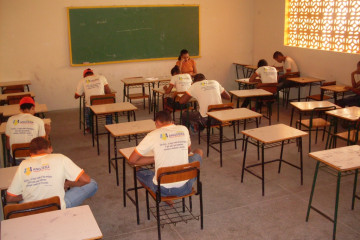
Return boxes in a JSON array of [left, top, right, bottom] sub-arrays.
[[4, 196, 61, 219], [207, 103, 234, 112], [257, 83, 278, 94], [310, 106, 337, 120], [12, 143, 31, 159], [90, 93, 116, 106], [2, 85, 25, 94], [7, 94, 32, 105], [157, 161, 200, 185]]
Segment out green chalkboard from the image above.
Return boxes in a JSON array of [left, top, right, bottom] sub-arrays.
[[67, 5, 200, 66]]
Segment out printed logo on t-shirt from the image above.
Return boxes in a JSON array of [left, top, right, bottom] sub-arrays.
[[13, 119, 34, 125], [13, 120, 19, 126], [24, 167, 32, 176], [160, 133, 168, 141]]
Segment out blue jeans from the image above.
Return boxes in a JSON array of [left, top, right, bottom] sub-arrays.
[[85, 107, 112, 129], [136, 154, 202, 197], [65, 179, 98, 208]]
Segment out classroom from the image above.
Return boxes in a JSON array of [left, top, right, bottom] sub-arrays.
[[0, 0, 360, 239]]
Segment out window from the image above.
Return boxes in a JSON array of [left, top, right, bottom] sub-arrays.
[[285, 0, 360, 53]]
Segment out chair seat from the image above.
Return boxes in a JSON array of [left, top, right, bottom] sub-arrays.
[[297, 118, 330, 128], [307, 94, 332, 101], [140, 181, 197, 201], [127, 93, 149, 99], [336, 130, 360, 142]]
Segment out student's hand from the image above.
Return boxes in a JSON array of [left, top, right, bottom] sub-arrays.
[[163, 85, 167, 90], [45, 124, 51, 135], [64, 180, 71, 191]]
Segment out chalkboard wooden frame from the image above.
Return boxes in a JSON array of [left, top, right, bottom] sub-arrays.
[[67, 5, 200, 66]]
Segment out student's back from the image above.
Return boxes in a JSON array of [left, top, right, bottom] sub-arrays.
[[256, 66, 278, 83], [170, 73, 192, 92], [76, 74, 108, 106]]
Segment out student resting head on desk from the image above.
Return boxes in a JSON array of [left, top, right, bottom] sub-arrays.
[[5, 97, 51, 165], [6, 137, 98, 209], [178, 73, 231, 133], [337, 60, 360, 107], [241, 59, 278, 108], [129, 111, 203, 199], [74, 68, 112, 133], [176, 49, 197, 77]]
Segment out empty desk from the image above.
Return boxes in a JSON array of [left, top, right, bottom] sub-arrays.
[[287, 77, 324, 102]]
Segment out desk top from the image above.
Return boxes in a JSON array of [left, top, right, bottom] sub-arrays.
[[0, 92, 35, 101], [290, 101, 340, 111], [309, 145, 360, 171], [121, 76, 171, 85], [320, 85, 351, 93], [0, 80, 31, 87], [207, 108, 262, 122], [90, 102, 137, 115], [153, 87, 176, 95], [326, 106, 360, 121], [235, 79, 258, 85], [1, 205, 103, 240], [0, 166, 18, 190], [230, 89, 273, 98], [233, 62, 250, 66], [0, 118, 51, 134], [105, 119, 155, 137], [287, 77, 324, 84], [242, 124, 308, 144], [119, 146, 154, 161], [1, 103, 48, 117]]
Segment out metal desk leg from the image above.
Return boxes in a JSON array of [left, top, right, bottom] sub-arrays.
[[352, 169, 358, 210], [96, 115, 100, 155], [306, 161, 320, 221], [235, 64, 239, 79], [299, 137, 304, 185], [79, 97, 81, 129], [134, 167, 140, 225], [278, 141, 284, 173], [297, 83, 301, 102], [92, 111, 95, 147], [261, 143, 265, 196], [290, 107, 295, 127], [114, 137, 119, 186], [123, 157, 126, 207], [108, 133, 111, 173], [241, 137, 249, 183], [220, 125, 223, 167], [123, 84, 126, 102], [333, 172, 341, 240]]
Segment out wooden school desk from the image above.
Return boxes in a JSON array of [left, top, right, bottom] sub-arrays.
[[230, 89, 273, 108], [0, 80, 31, 93], [0, 166, 18, 220], [207, 108, 262, 167], [152, 87, 176, 119], [0, 119, 51, 168], [289, 101, 340, 127], [105, 119, 155, 186], [320, 85, 351, 103], [1, 205, 103, 240], [0, 92, 35, 105], [241, 124, 307, 196], [286, 77, 324, 102], [90, 102, 137, 155], [233, 62, 250, 78], [235, 79, 257, 90], [0, 103, 48, 119], [306, 145, 360, 240]]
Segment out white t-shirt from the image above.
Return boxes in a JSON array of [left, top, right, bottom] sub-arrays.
[[284, 57, 299, 72], [7, 153, 83, 209], [76, 75, 108, 107], [186, 80, 225, 117], [170, 74, 192, 92], [354, 73, 360, 82], [255, 66, 278, 83], [135, 124, 191, 188], [5, 113, 46, 156]]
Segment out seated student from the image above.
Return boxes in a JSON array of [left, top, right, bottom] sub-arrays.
[[163, 65, 193, 110], [179, 74, 231, 132], [338, 61, 360, 107], [6, 137, 98, 209], [241, 59, 278, 108], [273, 51, 299, 89], [176, 49, 198, 77], [74, 68, 112, 132], [6, 97, 50, 164], [129, 111, 203, 197]]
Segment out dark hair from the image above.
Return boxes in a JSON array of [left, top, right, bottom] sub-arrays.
[[30, 137, 51, 154], [193, 73, 206, 82], [178, 49, 189, 61], [273, 51, 283, 59], [257, 59, 268, 68], [171, 65, 181, 76], [84, 71, 93, 77], [20, 103, 34, 110], [357, 61, 360, 66], [155, 111, 172, 123]]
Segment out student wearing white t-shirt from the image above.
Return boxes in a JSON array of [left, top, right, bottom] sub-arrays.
[[273, 51, 300, 89], [6, 137, 98, 209], [338, 61, 360, 107], [6, 97, 50, 163], [74, 68, 112, 132], [129, 111, 203, 197]]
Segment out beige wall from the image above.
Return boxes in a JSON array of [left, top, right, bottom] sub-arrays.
[[0, 0, 254, 110], [253, 0, 359, 90]]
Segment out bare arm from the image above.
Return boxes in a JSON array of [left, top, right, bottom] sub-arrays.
[[192, 64, 198, 76], [44, 124, 51, 140], [128, 151, 155, 166], [179, 92, 192, 104], [249, 72, 259, 82], [104, 84, 111, 94], [221, 90, 231, 100], [164, 84, 174, 94], [64, 172, 91, 189], [6, 193, 23, 203]]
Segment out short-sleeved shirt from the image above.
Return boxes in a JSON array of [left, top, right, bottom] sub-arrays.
[[5, 113, 46, 156], [284, 57, 299, 72], [255, 66, 278, 83], [176, 59, 196, 75], [7, 153, 83, 209], [186, 80, 225, 117], [355, 74, 360, 83], [135, 124, 191, 188], [75, 75, 108, 107], [170, 74, 192, 92]]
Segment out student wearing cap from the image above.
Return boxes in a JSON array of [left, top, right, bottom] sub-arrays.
[[74, 68, 112, 132], [5, 97, 50, 164], [6, 137, 98, 209]]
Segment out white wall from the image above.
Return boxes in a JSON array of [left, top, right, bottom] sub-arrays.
[[0, 0, 254, 110], [253, 0, 359, 89]]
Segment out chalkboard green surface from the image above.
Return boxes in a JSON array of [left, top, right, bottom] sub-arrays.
[[67, 5, 200, 66]]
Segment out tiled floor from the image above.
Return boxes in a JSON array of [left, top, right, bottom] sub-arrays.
[[46, 101, 360, 240]]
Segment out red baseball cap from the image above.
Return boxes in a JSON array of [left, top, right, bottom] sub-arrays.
[[83, 68, 93, 77], [19, 97, 35, 106]]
